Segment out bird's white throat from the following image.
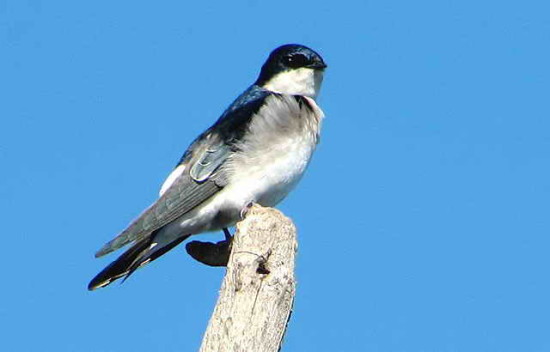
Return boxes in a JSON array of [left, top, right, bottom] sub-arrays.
[[262, 68, 324, 98]]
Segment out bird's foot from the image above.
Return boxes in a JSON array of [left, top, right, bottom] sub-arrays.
[[185, 228, 233, 267], [240, 201, 255, 220]]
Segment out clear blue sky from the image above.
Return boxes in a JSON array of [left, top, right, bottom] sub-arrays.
[[2, 1, 549, 351]]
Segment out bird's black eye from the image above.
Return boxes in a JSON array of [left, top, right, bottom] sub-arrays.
[[283, 54, 309, 68]]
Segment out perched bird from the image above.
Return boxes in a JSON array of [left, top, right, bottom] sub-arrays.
[[88, 44, 327, 290]]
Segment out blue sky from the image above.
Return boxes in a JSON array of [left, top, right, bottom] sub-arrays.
[[2, 1, 549, 351]]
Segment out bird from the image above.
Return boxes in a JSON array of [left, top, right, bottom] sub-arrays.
[[88, 44, 327, 290]]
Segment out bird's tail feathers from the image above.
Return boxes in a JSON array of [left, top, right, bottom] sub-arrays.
[[88, 234, 189, 291]]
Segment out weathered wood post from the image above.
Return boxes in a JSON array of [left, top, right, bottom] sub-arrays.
[[199, 204, 298, 352]]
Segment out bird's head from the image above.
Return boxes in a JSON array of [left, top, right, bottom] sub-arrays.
[[255, 44, 327, 99]]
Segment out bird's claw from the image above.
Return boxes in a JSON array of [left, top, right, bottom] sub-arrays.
[[240, 201, 255, 220]]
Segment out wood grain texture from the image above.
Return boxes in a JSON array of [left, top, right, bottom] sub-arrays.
[[199, 205, 297, 352]]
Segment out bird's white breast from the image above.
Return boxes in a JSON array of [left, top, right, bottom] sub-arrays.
[[222, 94, 324, 208], [154, 94, 324, 240], [228, 127, 315, 207]]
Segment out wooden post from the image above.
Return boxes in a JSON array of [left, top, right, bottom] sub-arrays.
[[199, 205, 298, 352]]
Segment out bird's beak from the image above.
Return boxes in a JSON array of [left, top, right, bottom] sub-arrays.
[[308, 59, 327, 70]]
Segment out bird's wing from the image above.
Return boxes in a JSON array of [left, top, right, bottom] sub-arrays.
[[95, 87, 272, 258], [189, 142, 231, 182], [95, 142, 229, 258]]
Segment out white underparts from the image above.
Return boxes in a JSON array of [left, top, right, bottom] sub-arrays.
[[263, 68, 324, 98], [222, 94, 324, 208], [159, 164, 185, 196], [153, 94, 325, 243]]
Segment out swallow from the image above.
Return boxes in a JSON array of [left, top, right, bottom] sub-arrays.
[[88, 44, 327, 290]]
